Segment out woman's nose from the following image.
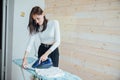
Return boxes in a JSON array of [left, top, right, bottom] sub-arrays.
[[36, 20, 39, 24]]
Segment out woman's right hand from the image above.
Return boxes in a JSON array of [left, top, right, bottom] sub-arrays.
[[22, 57, 28, 68]]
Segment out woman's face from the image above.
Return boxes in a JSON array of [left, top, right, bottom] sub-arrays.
[[32, 14, 44, 26]]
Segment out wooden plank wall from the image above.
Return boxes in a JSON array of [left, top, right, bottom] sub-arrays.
[[44, 0, 120, 80]]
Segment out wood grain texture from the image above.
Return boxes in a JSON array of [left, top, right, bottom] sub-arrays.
[[45, 0, 120, 80]]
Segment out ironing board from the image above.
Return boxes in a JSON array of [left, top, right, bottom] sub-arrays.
[[13, 57, 82, 80]]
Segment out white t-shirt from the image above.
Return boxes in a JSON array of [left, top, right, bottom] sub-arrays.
[[26, 20, 60, 53]]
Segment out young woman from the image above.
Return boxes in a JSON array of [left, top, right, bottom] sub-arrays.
[[22, 6, 60, 68]]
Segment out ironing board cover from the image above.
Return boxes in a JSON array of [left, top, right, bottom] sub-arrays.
[[13, 57, 82, 80]]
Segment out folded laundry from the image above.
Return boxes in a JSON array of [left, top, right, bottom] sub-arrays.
[[35, 67, 65, 78]]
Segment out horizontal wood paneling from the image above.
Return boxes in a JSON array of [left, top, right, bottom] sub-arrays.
[[60, 42, 120, 69], [60, 56, 120, 80], [45, 0, 120, 80]]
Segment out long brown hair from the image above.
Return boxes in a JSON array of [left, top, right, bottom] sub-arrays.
[[28, 6, 48, 34]]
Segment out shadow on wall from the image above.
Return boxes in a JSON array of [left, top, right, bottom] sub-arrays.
[[0, 0, 2, 49], [0, 0, 3, 79]]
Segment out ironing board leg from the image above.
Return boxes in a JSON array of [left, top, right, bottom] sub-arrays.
[[33, 75, 42, 80], [20, 68, 26, 80], [20, 67, 42, 80]]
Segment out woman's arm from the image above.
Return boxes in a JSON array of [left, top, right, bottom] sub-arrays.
[[49, 20, 60, 52], [22, 34, 36, 68], [22, 51, 29, 68], [40, 20, 60, 62]]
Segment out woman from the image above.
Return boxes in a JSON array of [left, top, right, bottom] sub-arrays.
[[22, 6, 60, 68]]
